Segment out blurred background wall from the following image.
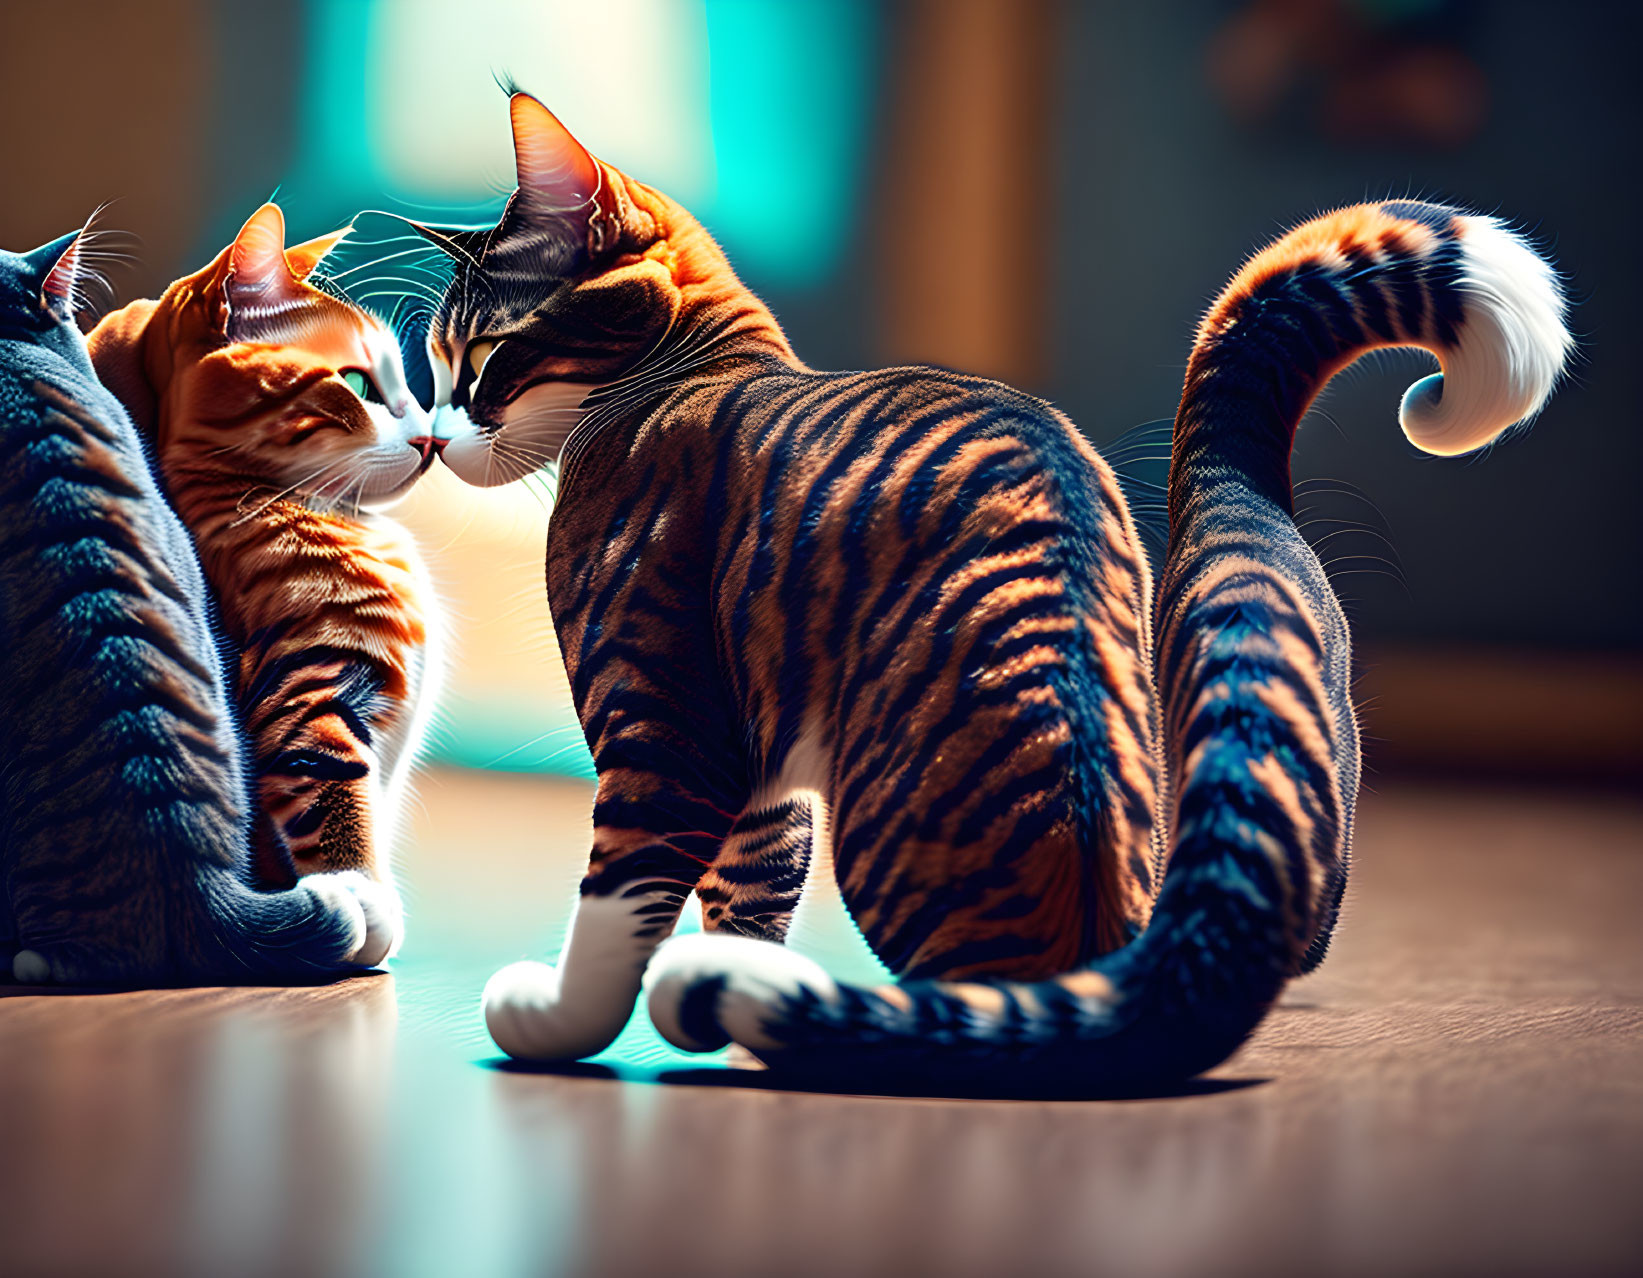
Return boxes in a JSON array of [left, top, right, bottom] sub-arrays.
[[0, 0, 1636, 783]]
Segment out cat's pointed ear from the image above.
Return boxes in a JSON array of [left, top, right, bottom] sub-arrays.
[[26, 230, 83, 321], [510, 92, 601, 216], [507, 93, 653, 257], [230, 203, 291, 287], [223, 203, 302, 335], [286, 228, 349, 281]]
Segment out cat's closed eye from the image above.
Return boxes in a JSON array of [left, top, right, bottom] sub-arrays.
[[271, 749, 370, 781]]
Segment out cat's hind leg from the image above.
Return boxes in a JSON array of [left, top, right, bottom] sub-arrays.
[[648, 739, 899, 1053], [207, 868, 403, 974], [647, 791, 820, 1058], [8, 867, 402, 984], [694, 795, 814, 943]]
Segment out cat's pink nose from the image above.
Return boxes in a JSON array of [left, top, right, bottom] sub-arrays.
[[409, 435, 446, 465]]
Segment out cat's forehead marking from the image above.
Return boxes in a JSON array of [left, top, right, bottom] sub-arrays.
[[250, 293, 414, 416]]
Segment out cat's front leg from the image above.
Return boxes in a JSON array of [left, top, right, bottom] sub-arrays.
[[483, 780, 734, 1063]]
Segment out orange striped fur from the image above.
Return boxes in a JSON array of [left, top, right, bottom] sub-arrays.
[[88, 205, 440, 890]]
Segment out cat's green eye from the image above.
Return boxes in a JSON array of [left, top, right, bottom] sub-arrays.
[[341, 368, 383, 404]]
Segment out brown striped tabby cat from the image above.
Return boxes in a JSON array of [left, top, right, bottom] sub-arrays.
[[87, 204, 442, 942], [415, 93, 1568, 1088]]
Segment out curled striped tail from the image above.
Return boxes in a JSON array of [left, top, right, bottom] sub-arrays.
[[1171, 200, 1572, 513], [643, 201, 1571, 1091]]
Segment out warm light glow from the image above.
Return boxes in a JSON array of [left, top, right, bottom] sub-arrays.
[[365, 0, 715, 209]]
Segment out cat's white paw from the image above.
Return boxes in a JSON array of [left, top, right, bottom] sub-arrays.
[[303, 871, 404, 968], [483, 960, 631, 1062], [645, 932, 837, 1053], [11, 949, 52, 984]]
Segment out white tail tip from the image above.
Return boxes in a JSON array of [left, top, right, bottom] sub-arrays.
[[1398, 215, 1572, 457]]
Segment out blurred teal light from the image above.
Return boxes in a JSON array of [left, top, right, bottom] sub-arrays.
[[701, 0, 881, 288], [288, 0, 880, 291]]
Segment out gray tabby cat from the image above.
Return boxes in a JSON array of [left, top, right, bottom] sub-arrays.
[[0, 229, 396, 984]]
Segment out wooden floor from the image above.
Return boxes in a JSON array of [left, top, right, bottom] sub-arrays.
[[2, 770, 1640, 1278]]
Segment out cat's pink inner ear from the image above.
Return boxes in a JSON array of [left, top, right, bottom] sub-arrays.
[[510, 93, 600, 212], [40, 235, 80, 310], [229, 203, 294, 292], [223, 204, 314, 340]]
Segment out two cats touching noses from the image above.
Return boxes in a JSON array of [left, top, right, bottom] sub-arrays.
[[0, 87, 1571, 1090]]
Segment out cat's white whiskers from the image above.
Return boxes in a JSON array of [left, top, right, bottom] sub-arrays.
[[230, 456, 356, 527]]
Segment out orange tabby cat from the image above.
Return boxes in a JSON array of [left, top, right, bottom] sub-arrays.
[[88, 205, 442, 919]]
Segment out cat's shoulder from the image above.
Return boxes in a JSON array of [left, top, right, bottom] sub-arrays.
[[0, 336, 105, 426]]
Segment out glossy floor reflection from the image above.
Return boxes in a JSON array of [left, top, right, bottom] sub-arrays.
[[2, 771, 1641, 1278]]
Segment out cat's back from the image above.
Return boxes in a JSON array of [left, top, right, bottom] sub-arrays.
[[0, 331, 229, 764], [0, 334, 177, 542], [732, 361, 1078, 455], [0, 333, 209, 617], [711, 360, 1133, 579]]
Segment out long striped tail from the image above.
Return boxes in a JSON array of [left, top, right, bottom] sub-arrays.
[[642, 201, 1572, 1091]]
